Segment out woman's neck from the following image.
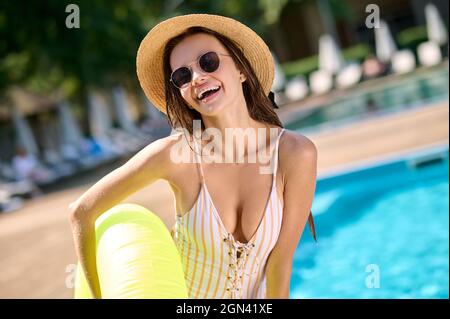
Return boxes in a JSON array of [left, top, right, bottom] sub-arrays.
[[196, 120, 279, 164]]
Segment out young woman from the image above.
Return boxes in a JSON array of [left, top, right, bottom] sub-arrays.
[[69, 14, 317, 299]]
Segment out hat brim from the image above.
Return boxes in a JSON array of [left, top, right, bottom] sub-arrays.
[[136, 14, 274, 114]]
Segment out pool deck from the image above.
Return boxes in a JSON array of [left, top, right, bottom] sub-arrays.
[[305, 101, 449, 176], [0, 100, 448, 298]]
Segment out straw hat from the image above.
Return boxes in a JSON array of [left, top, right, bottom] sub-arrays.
[[136, 14, 274, 114]]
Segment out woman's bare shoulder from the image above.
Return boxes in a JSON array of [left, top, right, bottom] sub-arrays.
[[137, 131, 188, 164], [135, 131, 194, 179], [278, 129, 317, 173]]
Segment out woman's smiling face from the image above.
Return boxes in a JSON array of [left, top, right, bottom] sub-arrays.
[[169, 33, 246, 116]]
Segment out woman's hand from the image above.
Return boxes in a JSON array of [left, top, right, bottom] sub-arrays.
[[68, 209, 102, 298]]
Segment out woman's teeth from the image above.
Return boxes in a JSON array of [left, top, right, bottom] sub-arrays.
[[198, 86, 220, 100], [200, 87, 221, 103]]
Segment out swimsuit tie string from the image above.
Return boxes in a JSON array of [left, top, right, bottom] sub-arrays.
[[223, 233, 260, 298]]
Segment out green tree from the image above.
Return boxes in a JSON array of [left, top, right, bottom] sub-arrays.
[[0, 1, 165, 101]]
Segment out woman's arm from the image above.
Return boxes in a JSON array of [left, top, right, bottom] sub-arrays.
[[265, 133, 318, 298], [68, 136, 173, 298]]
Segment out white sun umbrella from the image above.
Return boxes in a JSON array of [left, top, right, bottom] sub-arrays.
[[143, 95, 166, 121], [143, 98, 157, 120], [87, 90, 113, 139], [318, 34, 345, 74], [57, 101, 84, 146], [425, 3, 448, 45], [271, 51, 286, 92], [87, 89, 128, 157], [111, 86, 139, 134], [375, 20, 398, 63], [10, 106, 39, 156]]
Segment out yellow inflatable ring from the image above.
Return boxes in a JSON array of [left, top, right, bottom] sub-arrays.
[[74, 203, 188, 298]]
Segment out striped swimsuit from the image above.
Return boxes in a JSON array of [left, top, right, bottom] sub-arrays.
[[171, 128, 285, 299]]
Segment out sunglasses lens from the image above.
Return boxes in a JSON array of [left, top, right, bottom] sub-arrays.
[[171, 67, 191, 88], [199, 52, 220, 73]]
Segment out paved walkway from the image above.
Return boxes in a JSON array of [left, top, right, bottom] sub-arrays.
[[308, 101, 449, 175]]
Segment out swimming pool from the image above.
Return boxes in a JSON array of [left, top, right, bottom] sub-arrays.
[[285, 66, 449, 131], [291, 145, 449, 299]]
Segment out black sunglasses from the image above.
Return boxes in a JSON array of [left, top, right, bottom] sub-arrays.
[[170, 51, 231, 89]]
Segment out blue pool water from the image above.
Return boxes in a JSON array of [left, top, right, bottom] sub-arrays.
[[291, 146, 449, 299], [285, 67, 449, 131]]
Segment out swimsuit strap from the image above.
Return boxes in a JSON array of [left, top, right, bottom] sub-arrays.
[[272, 128, 285, 184], [193, 135, 206, 185]]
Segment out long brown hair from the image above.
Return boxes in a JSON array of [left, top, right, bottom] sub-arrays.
[[162, 26, 283, 134], [162, 27, 317, 242]]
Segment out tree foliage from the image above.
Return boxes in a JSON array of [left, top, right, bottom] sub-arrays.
[[0, 0, 310, 100]]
